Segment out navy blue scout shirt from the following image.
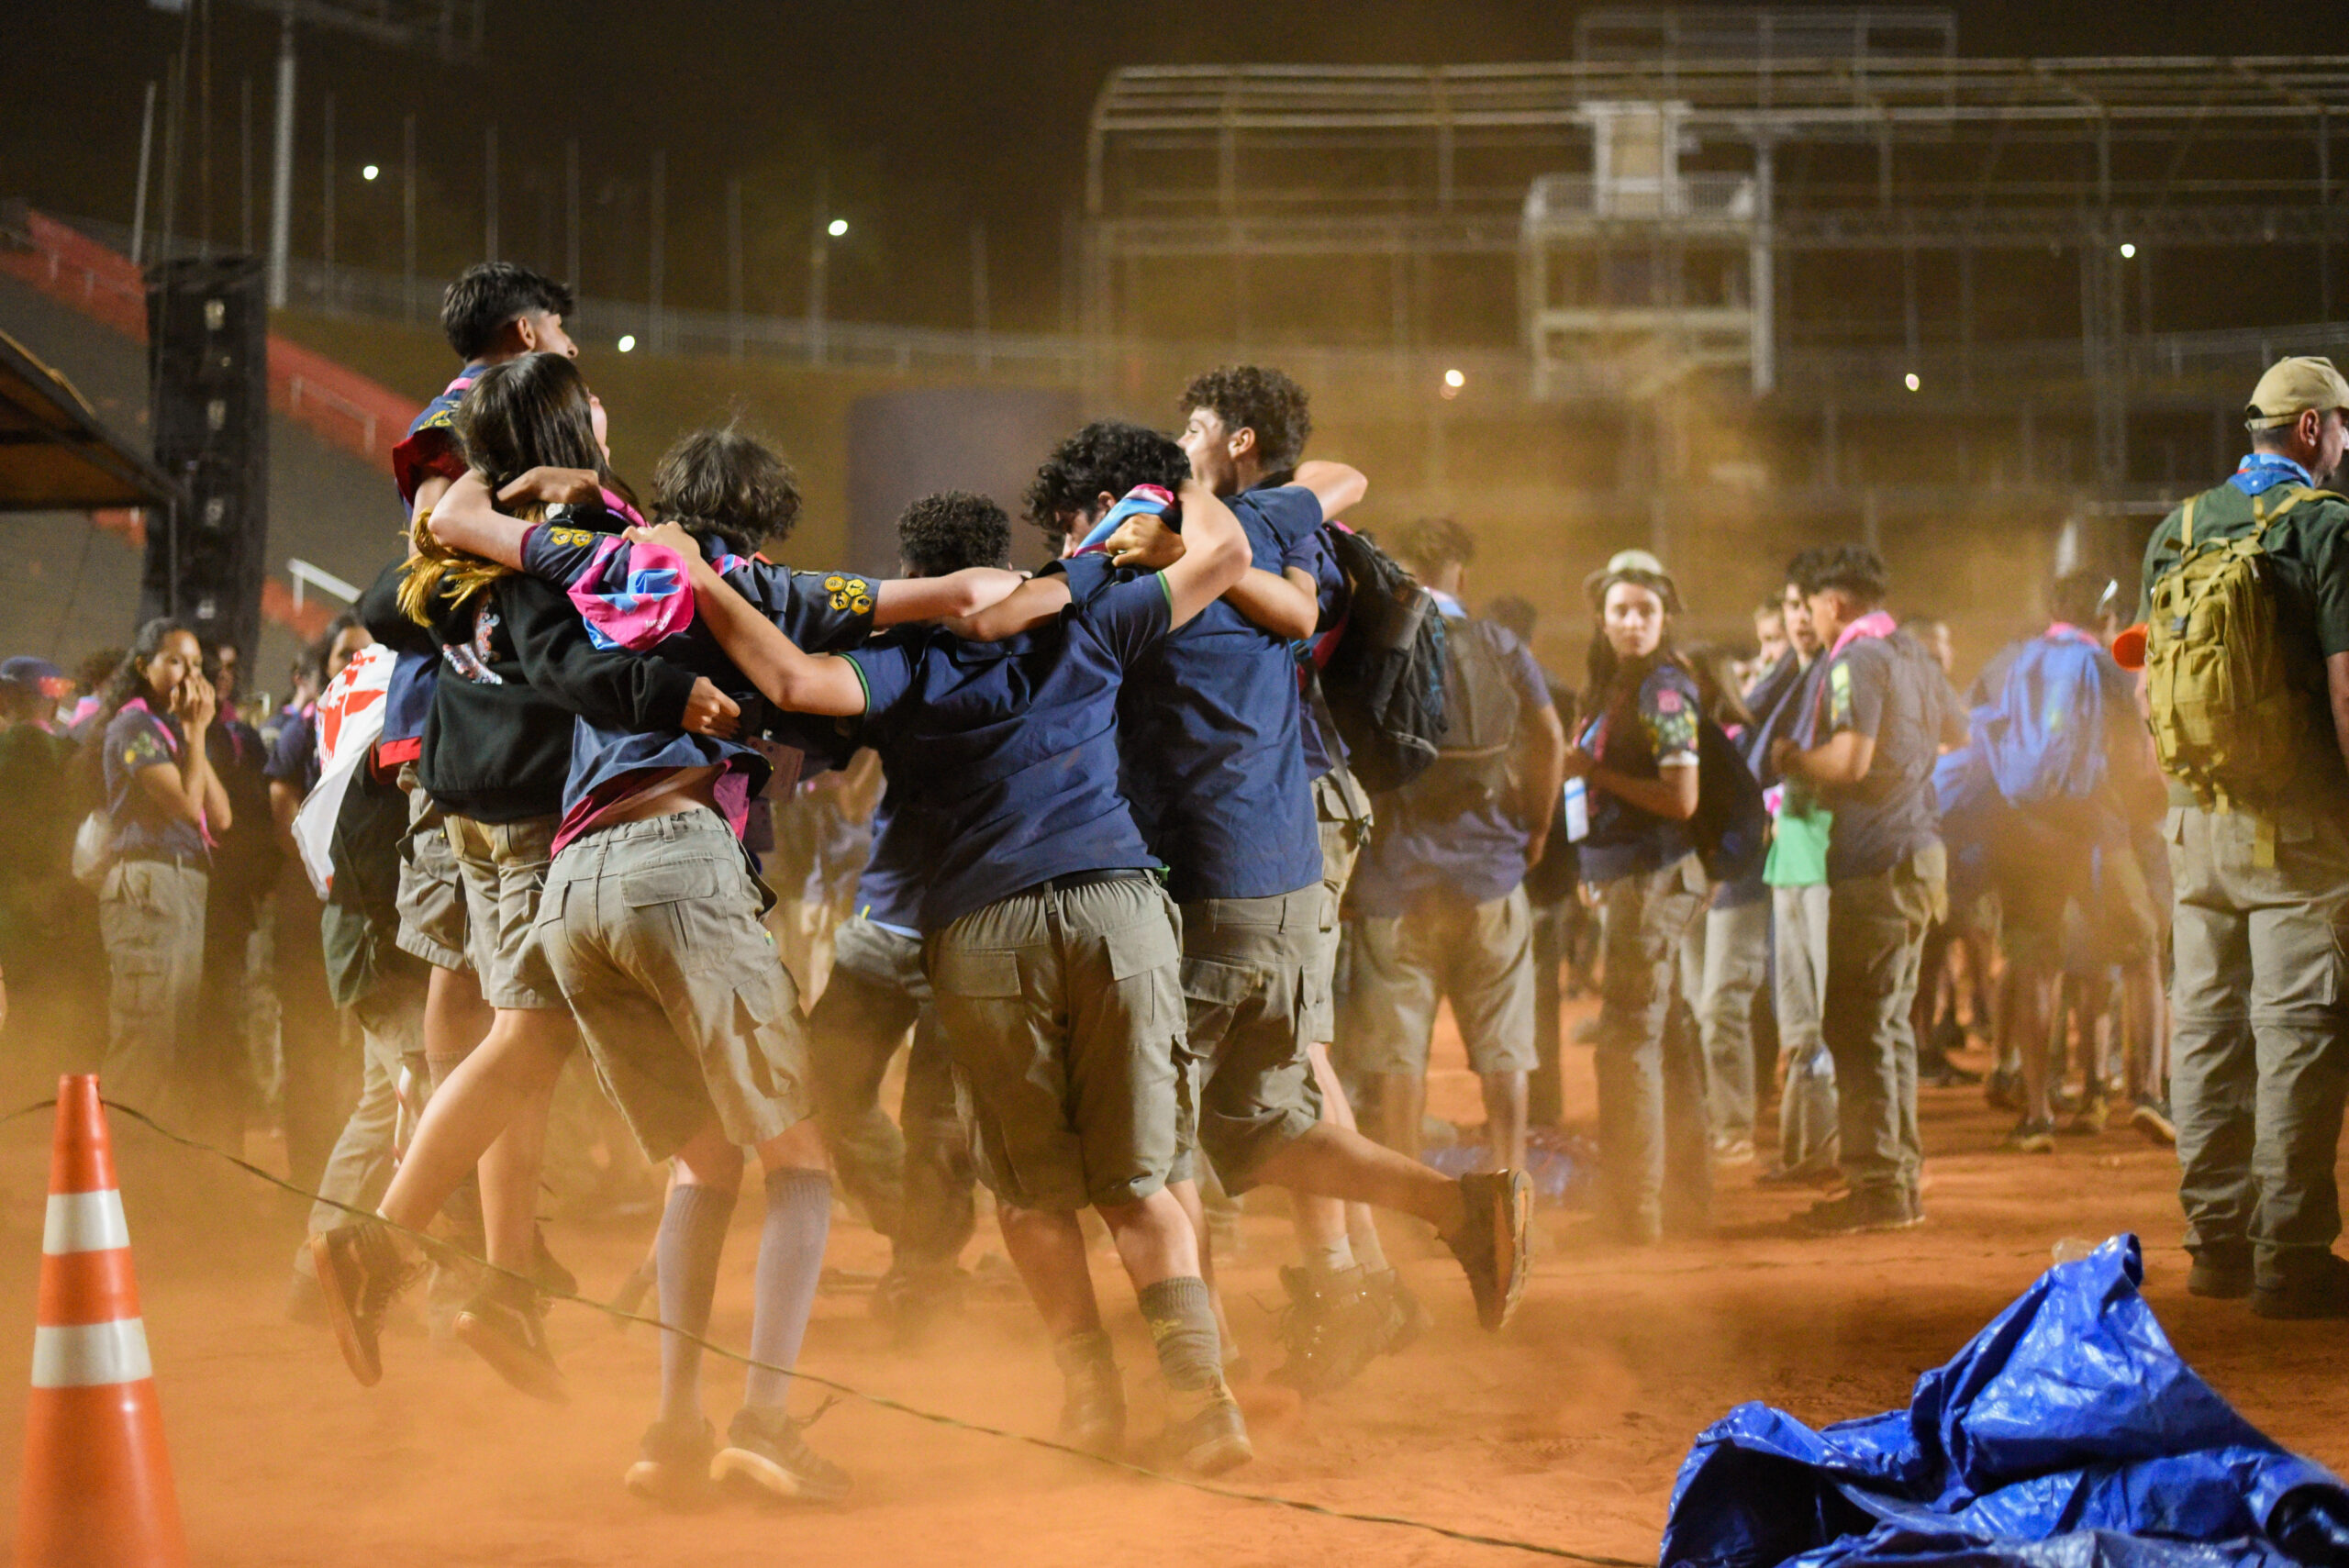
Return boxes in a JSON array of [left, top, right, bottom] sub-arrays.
[[518, 518, 870, 844], [1057, 483, 1326, 906], [103, 703, 208, 862], [1572, 660, 1703, 887], [851, 784, 925, 935], [1350, 601, 1560, 911], [845, 574, 1175, 933], [1817, 630, 1949, 882]]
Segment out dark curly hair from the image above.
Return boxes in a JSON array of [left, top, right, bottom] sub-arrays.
[[1388, 516, 1477, 575], [440, 261, 574, 361], [652, 423, 802, 553], [1023, 420, 1190, 541], [898, 491, 1012, 576], [1179, 364, 1312, 473], [1792, 544, 1889, 606]]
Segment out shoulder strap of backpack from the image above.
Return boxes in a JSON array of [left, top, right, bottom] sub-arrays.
[[2179, 495, 2197, 549]]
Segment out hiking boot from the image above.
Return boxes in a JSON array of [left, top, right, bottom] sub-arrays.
[[1445, 1170, 1531, 1331], [713, 1403, 852, 1503], [1052, 1332, 1126, 1454], [452, 1274, 568, 1404], [2001, 1118, 2057, 1154], [1797, 1187, 1919, 1237], [2187, 1246, 2253, 1300], [307, 1220, 417, 1387], [1984, 1066, 2023, 1113], [2130, 1095, 2176, 1147], [1152, 1379, 1252, 1477], [1364, 1266, 1430, 1357], [1268, 1265, 1386, 1396], [624, 1416, 718, 1510], [2252, 1252, 2349, 1320]]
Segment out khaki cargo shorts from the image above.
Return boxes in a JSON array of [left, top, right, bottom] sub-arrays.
[[927, 873, 1187, 1213], [1342, 884, 1538, 1077], [537, 810, 813, 1162], [446, 811, 563, 1011], [1174, 885, 1328, 1191], [393, 773, 471, 973]]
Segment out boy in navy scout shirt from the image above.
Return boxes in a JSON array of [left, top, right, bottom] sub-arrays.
[[1009, 418, 1532, 1360], [646, 476, 1266, 1475]]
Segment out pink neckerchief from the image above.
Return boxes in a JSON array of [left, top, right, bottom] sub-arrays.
[[1826, 608, 1898, 662], [122, 696, 214, 848], [2044, 621, 2099, 647], [1809, 609, 1898, 731]]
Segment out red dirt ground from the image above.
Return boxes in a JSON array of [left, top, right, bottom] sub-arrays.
[[0, 1003, 2343, 1568]]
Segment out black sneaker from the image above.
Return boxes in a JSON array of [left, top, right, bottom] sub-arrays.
[[1446, 1170, 1532, 1331], [713, 1404, 852, 1503], [2187, 1247, 2253, 1300], [1152, 1379, 1252, 1477], [624, 1416, 717, 1510], [307, 1220, 417, 1386], [1052, 1331, 1125, 1454], [452, 1274, 569, 1404], [1268, 1265, 1386, 1396], [1797, 1187, 1920, 1236], [1364, 1266, 1430, 1357], [2130, 1095, 2177, 1147], [1985, 1066, 2023, 1113], [2252, 1252, 2349, 1320]]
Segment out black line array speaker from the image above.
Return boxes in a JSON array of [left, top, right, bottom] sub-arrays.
[[144, 255, 268, 665]]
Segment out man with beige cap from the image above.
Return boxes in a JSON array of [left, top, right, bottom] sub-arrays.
[[2133, 354, 2349, 1318]]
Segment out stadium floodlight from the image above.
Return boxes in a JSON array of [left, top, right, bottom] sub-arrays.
[[362, 164, 378, 181], [618, 335, 637, 352], [1904, 373, 1921, 392], [2120, 243, 2137, 259], [828, 218, 848, 238]]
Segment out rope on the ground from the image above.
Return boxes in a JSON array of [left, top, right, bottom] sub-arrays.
[[2, 1096, 1648, 1567]]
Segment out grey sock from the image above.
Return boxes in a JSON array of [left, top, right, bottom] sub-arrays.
[[743, 1167, 831, 1409], [654, 1182, 734, 1424], [1138, 1275, 1222, 1392]]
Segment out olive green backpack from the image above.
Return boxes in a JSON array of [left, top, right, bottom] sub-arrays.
[[2143, 483, 2340, 809]]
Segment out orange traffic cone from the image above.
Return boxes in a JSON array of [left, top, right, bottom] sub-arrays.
[[15, 1075, 188, 1568]]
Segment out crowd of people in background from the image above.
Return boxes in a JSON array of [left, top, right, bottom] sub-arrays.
[[2, 259, 2346, 1510]]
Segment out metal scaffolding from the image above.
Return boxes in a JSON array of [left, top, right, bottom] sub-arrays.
[[1083, 50, 2349, 421]]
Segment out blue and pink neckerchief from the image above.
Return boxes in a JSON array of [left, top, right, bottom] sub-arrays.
[[120, 696, 214, 848], [2232, 451, 2315, 497], [1072, 484, 1176, 557]]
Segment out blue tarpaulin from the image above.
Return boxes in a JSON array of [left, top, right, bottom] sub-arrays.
[[1660, 1236, 2349, 1568]]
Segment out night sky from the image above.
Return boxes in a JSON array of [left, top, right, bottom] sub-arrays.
[[3, 3, 2328, 334]]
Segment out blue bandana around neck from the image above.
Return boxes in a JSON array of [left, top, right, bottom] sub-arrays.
[[2232, 451, 2316, 496]]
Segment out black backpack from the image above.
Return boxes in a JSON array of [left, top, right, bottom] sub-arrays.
[[1689, 716, 1769, 884], [1318, 525, 1447, 795], [1399, 613, 1526, 818]]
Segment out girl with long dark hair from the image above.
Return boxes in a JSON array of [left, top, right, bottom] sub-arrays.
[[319, 352, 678, 1405], [88, 617, 231, 1122], [1560, 552, 1713, 1243]]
